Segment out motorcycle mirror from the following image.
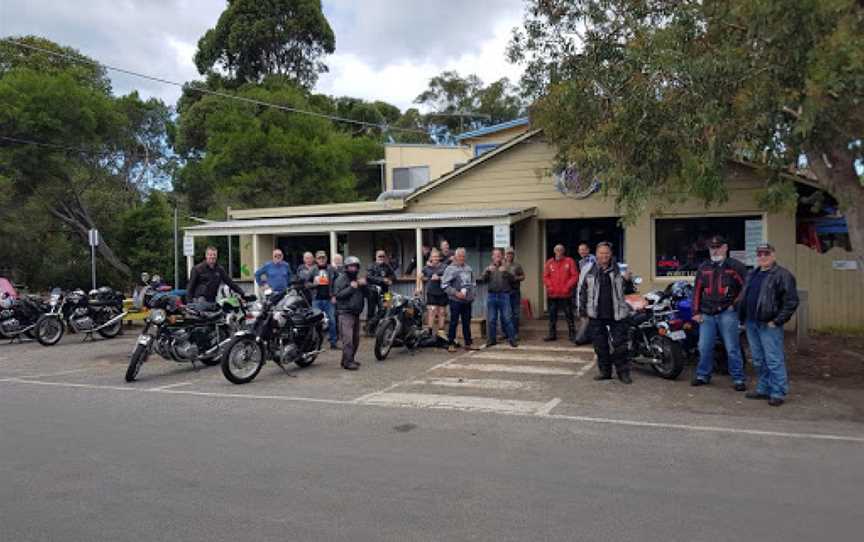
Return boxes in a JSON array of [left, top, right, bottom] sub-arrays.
[[633, 276, 643, 285]]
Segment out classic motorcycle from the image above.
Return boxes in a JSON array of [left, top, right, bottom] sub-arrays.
[[364, 284, 391, 336], [0, 291, 48, 341], [220, 284, 327, 385], [125, 291, 253, 382], [619, 279, 687, 379], [35, 287, 126, 346], [374, 292, 427, 360]]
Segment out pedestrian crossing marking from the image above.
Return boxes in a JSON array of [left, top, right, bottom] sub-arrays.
[[359, 392, 552, 414], [445, 363, 577, 376], [411, 377, 534, 391], [471, 351, 593, 364]]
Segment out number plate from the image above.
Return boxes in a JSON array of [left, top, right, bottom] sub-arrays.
[[137, 335, 152, 346], [668, 330, 687, 341]]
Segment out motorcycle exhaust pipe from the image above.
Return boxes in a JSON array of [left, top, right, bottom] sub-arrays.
[[91, 311, 128, 332], [6, 322, 38, 337], [301, 349, 325, 360]]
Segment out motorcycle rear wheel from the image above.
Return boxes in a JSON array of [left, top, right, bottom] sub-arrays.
[[35, 316, 65, 346], [97, 316, 122, 339], [125, 343, 150, 382], [649, 335, 685, 380], [221, 336, 264, 384], [295, 327, 323, 368], [374, 319, 398, 361]]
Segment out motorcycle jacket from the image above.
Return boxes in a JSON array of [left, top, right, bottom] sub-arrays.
[[366, 262, 396, 293], [577, 260, 631, 321], [738, 264, 799, 326], [187, 262, 245, 303], [692, 257, 747, 315]]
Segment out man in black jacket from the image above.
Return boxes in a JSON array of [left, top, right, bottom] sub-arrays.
[[691, 235, 748, 390], [739, 243, 799, 406], [334, 256, 367, 370], [366, 250, 396, 324], [186, 246, 246, 303]]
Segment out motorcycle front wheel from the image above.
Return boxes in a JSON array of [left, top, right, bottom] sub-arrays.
[[35, 315, 65, 346], [221, 336, 264, 384], [649, 335, 685, 380], [125, 342, 150, 382], [374, 318, 398, 361]]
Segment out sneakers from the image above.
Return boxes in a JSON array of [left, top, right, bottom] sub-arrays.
[[447, 344, 457, 353], [745, 392, 770, 400], [733, 382, 747, 392], [508, 339, 518, 348], [768, 397, 785, 407]]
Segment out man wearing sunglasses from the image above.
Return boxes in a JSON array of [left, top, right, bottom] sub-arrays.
[[739, 243, 799, 407], [691, 235, 748, 390]]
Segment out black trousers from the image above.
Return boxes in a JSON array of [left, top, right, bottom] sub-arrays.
[[547, 297, 574, 333], [588, 318, 630, 375]]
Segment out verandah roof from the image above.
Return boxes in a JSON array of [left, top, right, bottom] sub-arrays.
[[183, 207, 536, 237]]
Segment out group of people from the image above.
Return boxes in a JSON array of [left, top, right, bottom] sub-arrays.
[[192, 233, 800, 404]]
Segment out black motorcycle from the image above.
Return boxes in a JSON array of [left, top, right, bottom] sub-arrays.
[[35, 287, 126, 346], [125, 291, 253, 382], [619, 282, 687, 379], [374, 292, 427, 360], [220, 285, 327, 385], [0, 292, 48, 341]]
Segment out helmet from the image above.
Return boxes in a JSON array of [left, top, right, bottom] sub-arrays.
[[344, 256, 361, 267], [0, 292, 12, 309]]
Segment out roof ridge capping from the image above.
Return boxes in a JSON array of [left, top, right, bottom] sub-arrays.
[[453, 117, 529, 141]]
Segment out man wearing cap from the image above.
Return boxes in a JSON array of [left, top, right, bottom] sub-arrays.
[[739, 243, 799, 406], [254, 249, 293, 294], [691, 235, 748, 390], [308, 251, 338, 349], [504, 247, 525, 339]]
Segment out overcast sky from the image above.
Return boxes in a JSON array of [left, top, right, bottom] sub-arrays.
[[0, 0, 526, 111]]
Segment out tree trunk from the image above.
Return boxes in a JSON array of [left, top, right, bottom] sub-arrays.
[[49, 196, 131, 278], [843, 194, 864, 275]]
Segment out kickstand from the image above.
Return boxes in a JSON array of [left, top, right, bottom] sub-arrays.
[[82, 332, 93, 343], [273, 359, 297, 377], [190, 359, 199, 371]]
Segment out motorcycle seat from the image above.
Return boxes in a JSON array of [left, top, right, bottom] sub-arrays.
[[292, 308, 324, 325], [629, 312, 650, 325], [184, 302, 223, 320]]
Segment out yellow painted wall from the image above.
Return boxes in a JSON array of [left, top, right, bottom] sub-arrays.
[[384, 145, 472, 191], [461, 124, 531, 154]]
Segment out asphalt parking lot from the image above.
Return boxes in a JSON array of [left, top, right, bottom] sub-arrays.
[[1, 329, 863, 541]]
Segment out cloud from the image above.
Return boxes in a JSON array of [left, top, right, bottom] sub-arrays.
[[0, 0, 527, 111]]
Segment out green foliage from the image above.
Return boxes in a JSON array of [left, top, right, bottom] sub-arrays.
[[414, 70, 526, 137], [118, 191, 176, 279], [509, 0, 864, 255], [173, 77, 383, 213], [194, 0, 335, 88]]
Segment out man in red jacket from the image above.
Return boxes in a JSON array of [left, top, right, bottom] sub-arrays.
[[543, 244, 579, 341]]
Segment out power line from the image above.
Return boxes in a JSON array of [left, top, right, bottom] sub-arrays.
[[1, 38, 429, 135], [0, 135, 147, 158]]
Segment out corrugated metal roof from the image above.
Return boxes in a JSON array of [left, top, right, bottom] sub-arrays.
[[454, 118, 529, 141], [185, 207, 535, 236]]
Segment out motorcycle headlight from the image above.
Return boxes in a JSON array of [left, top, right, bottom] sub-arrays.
[[49, 295, 60, 306], [248, 302, 263, 319], [149, 308, 167, 324]]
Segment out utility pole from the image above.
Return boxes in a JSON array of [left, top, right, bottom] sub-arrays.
[[227, 206, 232, 277], [88, 229, 99, 290], [173, 206, 179, 288]]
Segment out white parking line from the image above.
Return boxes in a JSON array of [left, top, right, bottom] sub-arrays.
[[412, 378, 533, 391], [575, 361, 596, 378], [535, 398, 562, 416], [508, 345, 595, 353], [1, 377, 862, 443], [351, 353, 468, 403], [446, 363, 577, 376], [0, 368, 96, 381], [358, 392, 550, 415], [471, 351, 593, 364], [148, 381, 195, 391]]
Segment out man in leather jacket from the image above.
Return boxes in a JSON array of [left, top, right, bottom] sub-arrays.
[[186, 246, 246, 303], [739, 243, 799, 406]]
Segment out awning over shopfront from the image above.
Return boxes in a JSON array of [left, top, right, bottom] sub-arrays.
[[183, 207, 536, 237]]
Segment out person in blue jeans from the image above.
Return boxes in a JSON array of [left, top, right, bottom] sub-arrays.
[[691, 235, 748, 391], [306, 251, 339, 349], [442, 248, 479, 353], [254, 249, 293, 294], [504, 247, 525, 339], [739, 243, 799, 407], [482, 248, 518, 348]]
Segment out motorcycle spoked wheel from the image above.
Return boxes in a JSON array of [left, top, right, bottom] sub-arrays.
[[125, 342, 150, 382], [648, 335, 685, 380], [374, 319, 399, 361], [97, 312, 123, 339], [35, 316, 65, 346], [221, 336, 265, 385], [294, 327, 323, 368]]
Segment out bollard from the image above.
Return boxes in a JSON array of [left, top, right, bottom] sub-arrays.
[[796, 289, 809, 352]]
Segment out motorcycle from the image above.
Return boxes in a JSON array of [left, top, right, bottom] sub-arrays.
[[364, 284, 391, 336], [374, 292, 427, 360], [35, 287, 126, 346], [125, 291, 253, 382], [220, 284, 327, 385], [0, 291, 48, 341], [619, 278, 687, 379]]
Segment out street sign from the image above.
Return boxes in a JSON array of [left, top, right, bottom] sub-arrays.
[[88, 229, 99, 247], [183, 236, 195, 257], [493, 224, 510, 249]]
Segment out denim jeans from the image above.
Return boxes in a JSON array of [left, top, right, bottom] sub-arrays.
[[745, 320, 788, 399], [487, 292, 516, 342], [696, 309, 745, 383], [509, 291, 521, 334], [313, 299, 338, 345], [448, 299, 473, 346]]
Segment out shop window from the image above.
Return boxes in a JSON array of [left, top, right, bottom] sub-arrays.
[[654, 216, 761, 277], [393, 166, 430, 190]]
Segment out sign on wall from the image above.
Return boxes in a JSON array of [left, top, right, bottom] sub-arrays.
[[744, 219, 764, 266], [493, 224, 510, 249], [183, 236, 194, 257], [832, 260, 859, 271]]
